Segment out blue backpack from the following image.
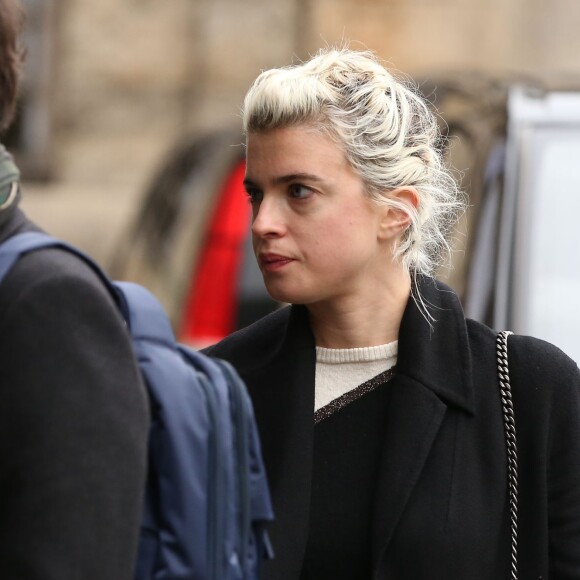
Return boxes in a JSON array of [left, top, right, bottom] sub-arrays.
[[0, 231, 274, 580]]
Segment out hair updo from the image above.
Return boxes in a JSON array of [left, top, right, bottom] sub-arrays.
[[242, 48, 465, 278]]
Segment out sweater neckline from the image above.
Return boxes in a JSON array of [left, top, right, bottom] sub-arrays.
[[315, 340, 398, 364]]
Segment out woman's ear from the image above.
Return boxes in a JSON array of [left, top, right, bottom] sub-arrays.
[[378, 187, 419, 240]]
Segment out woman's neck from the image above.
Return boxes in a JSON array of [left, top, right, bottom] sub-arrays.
[[307, 269, 412, 349]]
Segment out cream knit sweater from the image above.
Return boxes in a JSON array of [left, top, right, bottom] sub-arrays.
[[314, 341, 398, 412]]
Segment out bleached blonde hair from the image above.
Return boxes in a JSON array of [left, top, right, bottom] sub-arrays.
[[242, 48, 465, 278]]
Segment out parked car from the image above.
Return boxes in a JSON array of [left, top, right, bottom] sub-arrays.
[[110, 129, 278, 347]]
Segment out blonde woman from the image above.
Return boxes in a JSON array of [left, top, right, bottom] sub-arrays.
[[204, 48, 580, 579]]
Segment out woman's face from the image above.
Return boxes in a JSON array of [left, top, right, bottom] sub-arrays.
[[244, 124, 391, 307]]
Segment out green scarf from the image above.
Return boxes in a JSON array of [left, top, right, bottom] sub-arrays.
[[0, 144, 20, 207]]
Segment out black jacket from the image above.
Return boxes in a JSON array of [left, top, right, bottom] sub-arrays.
[[0, 204, 149, 579], [204, 276, 580, 579]]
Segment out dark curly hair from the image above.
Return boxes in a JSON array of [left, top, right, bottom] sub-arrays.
[[0, 0, 25, 133]]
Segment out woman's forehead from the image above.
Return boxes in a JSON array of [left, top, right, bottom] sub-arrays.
[[246, 127, 348, 176]]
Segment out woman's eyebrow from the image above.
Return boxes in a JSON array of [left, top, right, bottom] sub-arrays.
[[244, 173, 323, 188], [274, 173, 324, 184]]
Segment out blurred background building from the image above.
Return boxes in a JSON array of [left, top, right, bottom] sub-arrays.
[[6, 0, 580, 356]]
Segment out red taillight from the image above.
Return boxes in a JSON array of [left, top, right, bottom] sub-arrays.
[[179, 160, 250, 346]]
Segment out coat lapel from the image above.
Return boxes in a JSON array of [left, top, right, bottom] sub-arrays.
[[371, 276, 475, 569], [241, 305, 316, 580], [371, 376, 447, 564]]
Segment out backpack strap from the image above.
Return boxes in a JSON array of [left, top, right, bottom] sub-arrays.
[[113, 281, 176, 346], [0, 231, 132, 322], [496, 330, 518, 580], [0, 231, 111, 288], [0, 232, 179, 348]]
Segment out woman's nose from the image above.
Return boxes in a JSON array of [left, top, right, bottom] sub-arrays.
[[251, 198, 286, 238]]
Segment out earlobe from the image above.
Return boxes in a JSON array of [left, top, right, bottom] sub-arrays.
[[378, 187, 419, 239]]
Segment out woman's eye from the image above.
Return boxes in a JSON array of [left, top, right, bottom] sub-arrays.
[[289, 184, 313, 200]]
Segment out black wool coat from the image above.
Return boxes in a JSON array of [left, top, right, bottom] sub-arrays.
[[204, 276, 580, 580], [0, 205, 149, 579]]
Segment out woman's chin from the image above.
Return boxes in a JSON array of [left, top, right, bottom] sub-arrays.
[[264, 283, 308, 306]]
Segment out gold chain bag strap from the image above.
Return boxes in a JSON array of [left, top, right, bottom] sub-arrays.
[[496, 330, 518, 580]]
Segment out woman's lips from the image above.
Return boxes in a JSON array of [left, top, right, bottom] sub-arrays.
[[259, 253, 295, 272]]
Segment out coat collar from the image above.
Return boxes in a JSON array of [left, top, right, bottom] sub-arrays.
[[370, 275, 475, 571], [244, 274, 474, 415], [396, 275, 475, 414], [286, 275, 475, 415]]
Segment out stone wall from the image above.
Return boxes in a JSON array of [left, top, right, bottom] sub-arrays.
[[19, 0, 580, 264]]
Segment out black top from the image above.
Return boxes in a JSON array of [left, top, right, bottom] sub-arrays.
[[301, 370, 395, 579]]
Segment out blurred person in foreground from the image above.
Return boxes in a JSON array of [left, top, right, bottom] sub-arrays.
[[203, 47, 580, 579], [0, 1, 148, 578]]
